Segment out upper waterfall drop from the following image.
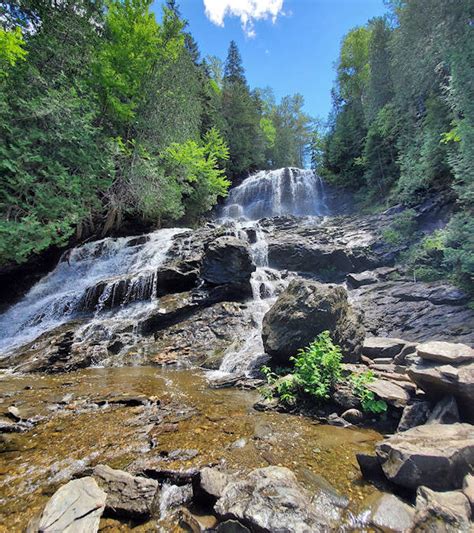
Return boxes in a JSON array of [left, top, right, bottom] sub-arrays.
[[220, 167, 328, 220]]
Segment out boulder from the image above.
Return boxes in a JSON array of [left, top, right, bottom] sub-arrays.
[[201, 236, 255, 293], [93, 464, 159, 520], [397, 402, 431, 432], [262, 280, 365, 364], [362, 493, 415, 533], [427, 395, 460, 425], [413, 486, 472, 532], [362, 337, 410, 360], [416, 341, 474, 365], [214, 466, 336, 532], [376, 423, 474, 491], [365, 378, 412, 408], [356, 453, 386, 485], [37, 477, 106, 532], [346, 271, 378, 288], [341, 408, 364, 424], [193, 467, 231, 505], [463, 474, 474, 512], [408, 360, 474, 421]]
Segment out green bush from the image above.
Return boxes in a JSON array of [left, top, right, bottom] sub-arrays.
[[350, 370, 387, 414], [382, 208, 418, 245]]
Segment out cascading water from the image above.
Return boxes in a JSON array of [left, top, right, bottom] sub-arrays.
[[0, 228, 188, 355], [221, 167, 328, 220]]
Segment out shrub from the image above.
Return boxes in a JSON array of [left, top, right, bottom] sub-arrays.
[[382, 208, 418, 245], [350, 370, 387, 414]]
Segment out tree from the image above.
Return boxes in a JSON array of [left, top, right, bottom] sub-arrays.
[[224, 40, 246, 85]]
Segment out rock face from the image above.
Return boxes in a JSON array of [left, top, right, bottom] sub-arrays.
[[397, 402, 431, 432], [201, 236, 255, 293], [93, 464, 159, 520], [376, 423, 474, 491], [214, 466, 335, 532], [362, 337, 413, 360], [262, 280, 365, 363], [37, 477, 106, 532], [362, 493, 415, 533]]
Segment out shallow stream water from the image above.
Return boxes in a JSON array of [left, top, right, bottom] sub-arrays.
[[0, 367, 382, 531]]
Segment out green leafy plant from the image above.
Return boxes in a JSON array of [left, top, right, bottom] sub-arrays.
[[382, 209, 418, 245], [350, 371, 387, 414]]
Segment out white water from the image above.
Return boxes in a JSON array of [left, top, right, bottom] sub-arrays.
[[221, 167, 328, 220], [0, 228, 188, 355]]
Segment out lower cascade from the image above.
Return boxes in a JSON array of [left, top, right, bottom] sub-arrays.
[[1, 168, 474, 532]]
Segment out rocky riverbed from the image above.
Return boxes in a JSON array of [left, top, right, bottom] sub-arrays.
[[0, 169, 473, 531]]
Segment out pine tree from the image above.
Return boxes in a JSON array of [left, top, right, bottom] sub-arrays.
[[224, 40, 246, 85]]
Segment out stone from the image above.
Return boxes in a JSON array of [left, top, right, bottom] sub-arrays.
[[341, 408, 364, 424], [408, 360, 474, 421], [362, 493, 415, 533], [462, 474, 474, 512], [214, 466, 336, 532], [417, 341, 474, 365], [413, 486, 472, 532], [7, 406, 21, 420], [216, 519, 251, 532], [362, 337, 408, 359], [365, 378, 412, 408], [37, 477, 106, 532], [427, 395, 460, 424], [346, 271, 378, 288], [93, 464, 159, 519], [193, 467, 231, 505], [262, 280, 365, 364], [376, 423, 474, 491], [201, 236, 255, 289], [356, 453, 386, 485], [397, 402, 431, 432]]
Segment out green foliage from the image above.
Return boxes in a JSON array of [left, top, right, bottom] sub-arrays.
[[350, 371, 388, 414], [382, 209, 417, 245], [0, 27, 27, 77]]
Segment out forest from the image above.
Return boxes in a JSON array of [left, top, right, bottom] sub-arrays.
[[0, 0, 472, 295], [0, 0, 312, 265]]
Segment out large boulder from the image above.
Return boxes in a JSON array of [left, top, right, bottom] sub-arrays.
[[416, 341, 474, 365], [361, 493, 415, 532], [201, 236, 255, 294], [214, 466, 337, 532], [37, 477, 106, 532], [93, 464, 159, 520], [262, 280, 365, 363], [376, 423, 474, 491]]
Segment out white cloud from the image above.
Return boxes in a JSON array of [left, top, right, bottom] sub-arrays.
[[203, 0, 284, 37]]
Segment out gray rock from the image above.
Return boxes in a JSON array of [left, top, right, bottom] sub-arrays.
[[365, 378, 412, 408], [427, 395, 460, 425], [194, 467, 231, 504], [38, 477, 106, 532], [346, 271, 378, 288], [397, 402, 431, 432], [362, 493, 415, 533], [362, 337, 408, 359], [462, 474, 474, 512], [201, 236, 255, 289], [376, 423, 474, 491], [341, 408, 364, 424], [417, 341, 474, 364], [216, 519, 251, 532], [413, 486, 472, 532], [262, 280, 365, 364], [93, 464, 158, 519], [356, 453, 386, 484], [214, 466, 336, 532], [408, 360, 474, 422]]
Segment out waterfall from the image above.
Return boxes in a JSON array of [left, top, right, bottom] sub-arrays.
[[221, 167, 328, 220], [0, 228, 188, 355]]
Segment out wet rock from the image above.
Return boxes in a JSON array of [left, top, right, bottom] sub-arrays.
[[397, 402, 431, 432], [37, 477, 106, 532], [0, 417, 28, 433], [427, 395, 460, 425], [362, 337, 410, 360], [214, 466, 336, 531], [262, 280, 365, 364], [362, 493, 415, 533], [216, 519, 251, 532], [417, 341, 474, 365], [376, 423, 474, 491], [93, 464, 159, 520], [193, 467, 231, 505], [179, 508, 219, 532], [346, 271, 378, 288], [201, 236, 255, 293], [413, 486, 472, 532], [341, 408, 364, 424], [127, 456, 199, 485], [7, 406, 22, 420], [408, 360, 474, 421]]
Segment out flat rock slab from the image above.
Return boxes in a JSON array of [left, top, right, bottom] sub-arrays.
[[38, 477, 106, 532], [362, 337, 409, 359], [417, 341, 474, 365], [376, 423, 474, 491], [363, 493, 415, 532], [366, 378, 412, 407], [93, 464, 158, 519]]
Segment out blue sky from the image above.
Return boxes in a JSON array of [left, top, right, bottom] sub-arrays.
[[153, 0, 388, 120]]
